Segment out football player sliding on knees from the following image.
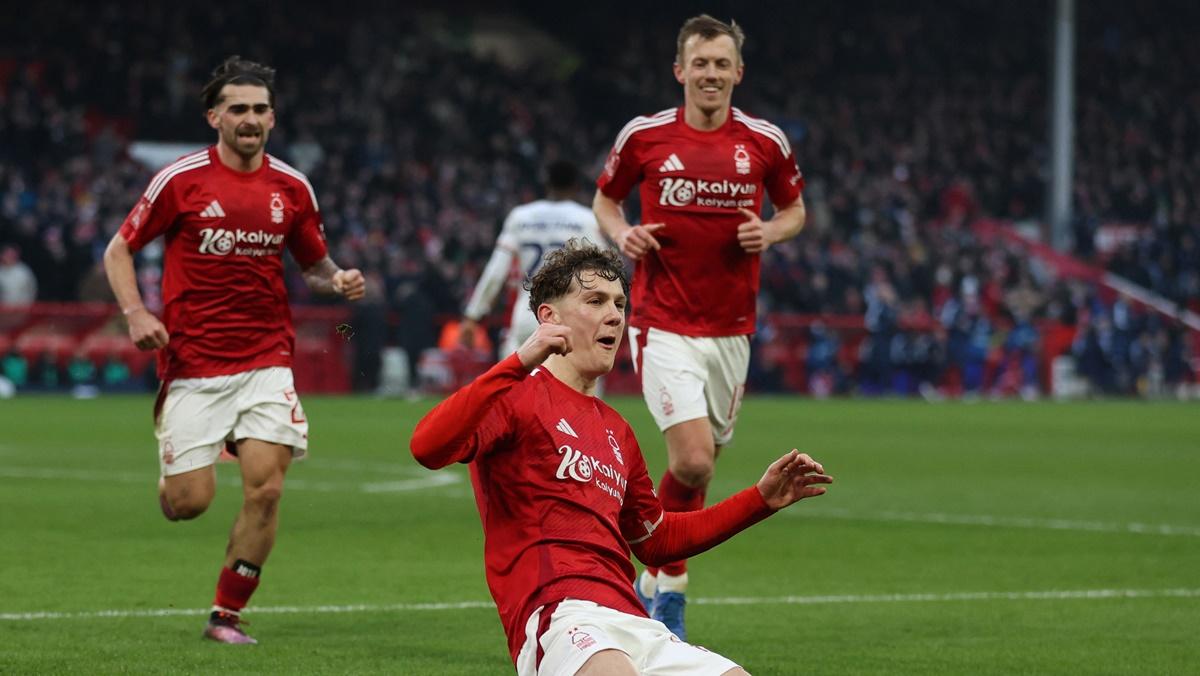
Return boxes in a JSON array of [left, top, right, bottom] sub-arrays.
[[410, 241, 831, 676]]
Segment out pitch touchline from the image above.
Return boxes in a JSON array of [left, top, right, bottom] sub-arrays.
[[4, 588, 1197, 622], [790, 507, 1200, 537]]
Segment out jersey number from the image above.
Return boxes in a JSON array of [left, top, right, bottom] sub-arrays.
[[519, 241, 566, 278]]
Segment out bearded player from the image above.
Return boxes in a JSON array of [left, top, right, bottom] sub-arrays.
[[103, 56, 365, 644]]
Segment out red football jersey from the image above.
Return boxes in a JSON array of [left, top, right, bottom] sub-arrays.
[[411, 354, 777, 663], [459, 362, 661, 661], [118, 146, 328, 380], [597, 107, 805, 336]]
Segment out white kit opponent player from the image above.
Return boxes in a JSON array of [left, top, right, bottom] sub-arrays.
[[460, 160, 607, 358]]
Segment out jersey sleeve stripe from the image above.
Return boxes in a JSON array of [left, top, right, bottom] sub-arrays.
[[268, 156, 320, 212], [612, 108, 676, 153], [626, 511, 664, 544], [732, 109, 792, 157], [144, 154, 211, 203]]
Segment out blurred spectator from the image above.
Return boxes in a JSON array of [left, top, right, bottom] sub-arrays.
[[0, 1, 1195, 398], [349, 271, 388, 392], [2, 349, 29, 388], [0, 244, 37, 305], [33, 352, 61, 390], [66, 350, 97, 386], [805, 322, 843, 398], [100, 354, 133, 389]]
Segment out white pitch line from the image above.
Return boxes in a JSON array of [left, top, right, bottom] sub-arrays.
[[791, 507, 1200, 537], [0, 466, 460, 494], [0, 467, 146, 483], [3, 588, 1197, 622], [694, 588, 1200, 606], [0, 600, 495, 622]]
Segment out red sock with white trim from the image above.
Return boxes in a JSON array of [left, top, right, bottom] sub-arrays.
[[657, 470, 707, 577], [212, 559, 261, 615]]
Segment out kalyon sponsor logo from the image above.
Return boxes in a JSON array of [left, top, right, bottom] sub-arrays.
[[198, 228, 285, 256], [658, 177, 758, 208], [556, 443, 627, 501]]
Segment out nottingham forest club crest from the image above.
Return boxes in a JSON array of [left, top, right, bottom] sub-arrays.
[[270, 192, 285, 224], [734, 144, 751, 175]]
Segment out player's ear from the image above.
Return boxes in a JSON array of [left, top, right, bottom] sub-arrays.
[[673, 61, 685, 85], [206, 108, 220, 130], [536, 302, 558, 325], [734, 62, 744, 85]]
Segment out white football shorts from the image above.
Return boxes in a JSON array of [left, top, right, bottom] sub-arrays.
[[628, 327, 749, 446], [155, 367, 308, 476], [516, 600, 740, 676]]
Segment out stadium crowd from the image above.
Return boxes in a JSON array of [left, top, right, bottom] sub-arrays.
[[0, 1, 1195, 397]]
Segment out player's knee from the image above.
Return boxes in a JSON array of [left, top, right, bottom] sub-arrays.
[[162, 481, 213, 520], [168, 494, 211, 520], [670, 456, 714, 487], [244, 479, 284, 509]]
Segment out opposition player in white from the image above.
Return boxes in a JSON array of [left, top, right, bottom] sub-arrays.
[[593, 14, 807, 639], [460, 161, 606, 358]]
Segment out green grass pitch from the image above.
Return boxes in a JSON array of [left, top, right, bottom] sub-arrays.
[[1, 395, 1198, 674]]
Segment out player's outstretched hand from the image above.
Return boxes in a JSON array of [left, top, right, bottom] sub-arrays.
[[126, 308, 169, 351], [333, 268, 366, 301], [756, 450, 832, 510], [516, 322, 573, 369], [736, 208, 769, 253], [618, 223, 665, 260]]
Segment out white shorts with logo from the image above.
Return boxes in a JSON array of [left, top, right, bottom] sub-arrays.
[[628, 327, 750, 446], [155, 367, 308, 476], [515, 600, 740, 676]]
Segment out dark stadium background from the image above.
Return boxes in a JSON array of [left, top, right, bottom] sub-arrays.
[[0, 0, 1196, 398], [1, 4, 1198, 675]]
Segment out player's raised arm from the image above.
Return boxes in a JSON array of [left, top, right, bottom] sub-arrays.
[[629, 450, 831, 566], [593, 189, 664, 261], [103, 233, 169, 351], [300, 256, 365, 300], [411, 320, 574, 469], [410, 353, 525, 469]]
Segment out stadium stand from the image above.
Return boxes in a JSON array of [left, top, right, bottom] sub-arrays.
[[0, 1, 1195, 396]]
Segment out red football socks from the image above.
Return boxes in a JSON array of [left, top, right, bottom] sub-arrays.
[[213, 560, 261, 613], [656, 470, 707, 576]]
